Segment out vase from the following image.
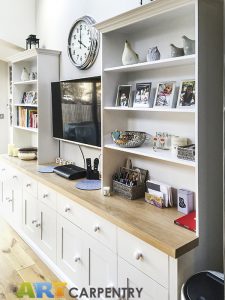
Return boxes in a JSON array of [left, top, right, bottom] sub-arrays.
[[182, 35, 195, 55], [21, 67, 29, 81], [147, 46, 160, 62], [170, 44, 184, 57]]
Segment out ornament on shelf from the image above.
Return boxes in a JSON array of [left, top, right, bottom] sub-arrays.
[[26, 35, 40, 50], [122, 40, 139, 66], [170, 44, 184, 57], [147, 46, 160, 61], [182, 35, 195, 55], [21, 67, 29, 81]]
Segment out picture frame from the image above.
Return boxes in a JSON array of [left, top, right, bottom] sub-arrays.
[[154, 81, 176, 108], [176, 80, 195, 108], [22, 91, 38, 104], [115, 85, 132, 107], [133, 83, 151, 108]]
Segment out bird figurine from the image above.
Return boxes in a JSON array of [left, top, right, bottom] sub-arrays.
[[170, 44, 184, 57], [147, 46, 161, 61], [122, 40, 139, 65], [182, 35, 195, 55]]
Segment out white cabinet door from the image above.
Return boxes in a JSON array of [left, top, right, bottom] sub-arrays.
[[22, 191, 38, 243], [38, 202, 57, 262], [118, 258, 168, 300], [88, 234, 117, 295], [57, 215, 88, 289]]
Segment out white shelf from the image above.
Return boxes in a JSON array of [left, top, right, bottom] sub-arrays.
[[14, 103, 38, 108], [104, 107, 195, 113], [104, 143, 195, 167], [13, 80, 37, 85], [104, 55, 195, 73], [14, 126, 38, 133]]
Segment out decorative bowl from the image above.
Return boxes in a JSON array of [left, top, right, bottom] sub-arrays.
[[111, 130, 148, 148]]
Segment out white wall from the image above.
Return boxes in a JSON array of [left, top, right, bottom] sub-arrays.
[[36, 0, 140, 167], [0, 61, 9, 153], [0, 0, 36, 48]]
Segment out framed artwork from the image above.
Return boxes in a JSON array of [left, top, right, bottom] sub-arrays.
[[133, 83, 151, 108], [154, 81, 176, 107], [177, 80, 195, 108], [115, 85, 132, 107], [22, 91, 38, 104]]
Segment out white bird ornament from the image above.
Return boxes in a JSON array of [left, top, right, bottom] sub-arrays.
[[122, 40, 139, 65]]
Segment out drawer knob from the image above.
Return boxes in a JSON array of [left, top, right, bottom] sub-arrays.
[[32, 220, 37, 224], [74, 257, 81, 263], [43, 194, 48, 198], [1, 168, 5, 172], [36, 222, 41, 228], [135, 252, 143, 261], [26, 183, 31, 187], [13, 175, 17, 179], [6, 197, 12, 202], [94, 225, 100, 232], [65, 206, 71, 212]]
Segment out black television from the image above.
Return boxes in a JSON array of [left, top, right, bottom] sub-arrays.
[[51, 76, 101, 147]]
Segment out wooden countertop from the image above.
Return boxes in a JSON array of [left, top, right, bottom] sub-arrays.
[[0, 155, 198, 258]]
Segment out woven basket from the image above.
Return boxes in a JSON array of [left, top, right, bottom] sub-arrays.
[[112, 180, 145, 200]]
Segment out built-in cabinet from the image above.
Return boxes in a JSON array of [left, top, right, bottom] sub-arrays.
[[9, 49, 60, 164], [0, 159, 178, 300]]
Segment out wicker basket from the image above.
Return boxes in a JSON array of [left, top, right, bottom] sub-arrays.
[[112, 180, 145, 200], [177, 144, 195, 161]]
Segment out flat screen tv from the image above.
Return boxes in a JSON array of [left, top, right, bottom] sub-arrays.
[[51, 76, 101, 147]]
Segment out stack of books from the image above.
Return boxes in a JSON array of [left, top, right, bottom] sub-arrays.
[[17, 107, 38, 129]]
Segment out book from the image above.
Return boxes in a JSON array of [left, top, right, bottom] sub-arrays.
[[174, 211, 196, 232]]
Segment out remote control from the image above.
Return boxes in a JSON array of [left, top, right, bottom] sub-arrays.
[[86, 158, 92, 171], [94, 158, 99, 172]]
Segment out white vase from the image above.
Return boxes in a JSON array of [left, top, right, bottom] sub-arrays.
[[21, 67, 29, 81]]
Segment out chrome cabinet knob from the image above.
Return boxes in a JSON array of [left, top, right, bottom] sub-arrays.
[[6, 197, 13, 202], [36, 222, 41, 228], [135, 252, 143, 261], [12, 175, 17, 179], [26, 183, 31, 187], [94, 225, 100, 232], [43, 194, 48, 198], [65, 206, 71, 212], [74, 257, 81, 263], [32, 220, 37, 224]]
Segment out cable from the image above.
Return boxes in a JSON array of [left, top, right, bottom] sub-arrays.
[[78, 145, 85, 168]]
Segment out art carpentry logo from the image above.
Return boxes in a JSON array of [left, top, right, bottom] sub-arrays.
[[16, 282, 143, 298]]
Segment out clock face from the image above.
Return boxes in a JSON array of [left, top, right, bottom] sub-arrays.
[[68, 16, 100, 70]]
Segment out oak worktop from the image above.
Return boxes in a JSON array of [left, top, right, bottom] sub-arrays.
[[0, 155, 198, 258]]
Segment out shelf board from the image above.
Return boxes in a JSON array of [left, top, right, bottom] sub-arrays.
[[104, 55, 195, 73], [14, 103, 38, 108], [104, 144, 195, 167], [14, 126, 38, 133], [104, 106, 195, 113], [13, 80, 37, 85]]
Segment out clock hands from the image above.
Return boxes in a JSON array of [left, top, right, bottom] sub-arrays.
[[79, 26, 82, 49], [78, 40, 87, 48]]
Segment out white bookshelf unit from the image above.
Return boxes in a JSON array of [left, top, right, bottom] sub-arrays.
[[96, 0, 223, 297], [9, 49, 61, 164]]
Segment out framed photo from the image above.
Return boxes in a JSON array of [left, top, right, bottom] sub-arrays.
[[177, 80, 195, 108], [154, 81, 176, 108], [115, 85, 132, 107], [22, 91, 37, 104], [133, 83, 151, 108]]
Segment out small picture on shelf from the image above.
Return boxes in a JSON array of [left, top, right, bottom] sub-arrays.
[[115, 85, 132, 107], [133, 83, 151, 108], [21, 91, 38, 105], [154, 81, 176, 107], [176, 80, 195, 108]]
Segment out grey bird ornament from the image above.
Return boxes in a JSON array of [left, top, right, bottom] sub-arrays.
[[122, 40, 139, 65]]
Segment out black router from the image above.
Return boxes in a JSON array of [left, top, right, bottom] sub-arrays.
[[53, 164, 87, 180]]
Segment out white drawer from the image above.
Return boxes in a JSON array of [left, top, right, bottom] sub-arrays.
[[118, 257, 168, 300], [82, 209, 117, 253], [38, 183, 57, 209], [118, 228, 168, 288], [23, 176, 38, 198], [57, 194, 85, 229]]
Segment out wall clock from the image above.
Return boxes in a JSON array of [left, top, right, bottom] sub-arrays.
[[68, 16, 100, 70]]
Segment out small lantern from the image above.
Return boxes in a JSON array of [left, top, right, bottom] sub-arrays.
[[26, 35, 39, 50]]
